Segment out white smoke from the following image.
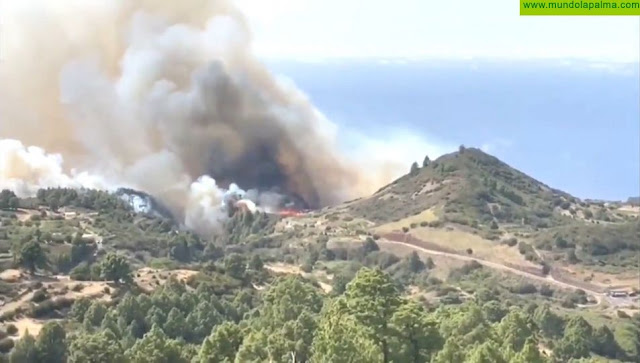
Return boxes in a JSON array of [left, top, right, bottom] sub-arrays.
[[184, 176, 228, 235], [0, 139, 109, 197], [0, 137, 278, 235], [0, 0, 433, 235]]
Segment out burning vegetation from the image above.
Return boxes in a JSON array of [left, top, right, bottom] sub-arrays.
[[0, 0, 412, 237]]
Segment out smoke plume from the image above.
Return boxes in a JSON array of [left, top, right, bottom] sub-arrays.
[[0, 0, 410, 234]]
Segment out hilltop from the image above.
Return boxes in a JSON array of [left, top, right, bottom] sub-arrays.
[[339, 147, 638, 270], [348, 147, 630, 227]]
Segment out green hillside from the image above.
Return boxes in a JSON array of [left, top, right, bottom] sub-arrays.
[[346, 147, 639, 268]]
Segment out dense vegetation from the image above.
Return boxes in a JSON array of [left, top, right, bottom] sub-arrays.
[[2, 267, 639, 362], [0, 172, 638, 363]]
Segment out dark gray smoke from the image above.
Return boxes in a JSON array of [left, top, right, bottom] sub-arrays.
[[0, 0, 416, 234]]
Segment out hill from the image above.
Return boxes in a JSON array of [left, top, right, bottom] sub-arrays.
[[350, 147, 611, 226], [342, 147, 639, 270]]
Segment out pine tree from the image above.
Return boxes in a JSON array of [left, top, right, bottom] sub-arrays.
[[35, 322, 66, 363], [345, 268, 401, 362], [199, 322, 243, 363], [422, 155, 431, 167], [125, 325, 186, 363], [389, 301, 442, 362], [511, 337, 546, 363], [410, 162, 420, 176], [10, 332, 38, 363]]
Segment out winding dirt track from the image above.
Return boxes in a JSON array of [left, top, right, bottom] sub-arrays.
[[377, 234, 606, 303]]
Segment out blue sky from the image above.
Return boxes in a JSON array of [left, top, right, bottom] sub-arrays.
[[233, 1, 640, 200], [266, 59, 639, 201]]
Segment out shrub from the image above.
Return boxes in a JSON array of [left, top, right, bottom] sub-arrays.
[[31, 289, 48, 303], [509, 283, 537, 294], [561, 297, 576, 309], [0, 338, 14, 353], [402, 226, 409, 233], [5, 324, 17, 336], [617, 310, 630, 319], [300, 262, 313, 273], [555, 236, 569, 249], [566, 290, 588, 305], [70, 263, 92, 281], [441, 292, 462, 305], [566, 249, 579, 264], [504, 237, 518, 247], [428, 221, 443, 228], [30, 300, 55, 318], [28, 297, 74, 318], [425, 257, 435, 269], [426, 276, 442, 286], [435, 286, 459, 297], [449, 261, 482, 280], [518, 241, 531, 255], [540, 284, 554, 297]]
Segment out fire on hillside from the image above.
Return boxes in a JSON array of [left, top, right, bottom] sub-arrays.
[[276, 208, 308, 217]]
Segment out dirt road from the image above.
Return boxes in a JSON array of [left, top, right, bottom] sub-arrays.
[[377, 236, 606, 300]]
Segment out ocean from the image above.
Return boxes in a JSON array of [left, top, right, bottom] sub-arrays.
[[266, 59, 640, 201]]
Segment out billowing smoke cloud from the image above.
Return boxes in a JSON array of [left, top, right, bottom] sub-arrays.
[[0, 0, 416, 234], [0, 139, 109, 197]]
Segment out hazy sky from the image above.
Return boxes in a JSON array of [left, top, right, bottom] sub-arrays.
[[235, 0, 640, 61]]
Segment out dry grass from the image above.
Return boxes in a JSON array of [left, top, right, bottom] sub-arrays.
[[377, 192, 400, 201], [0, 269, 23, 283], [375, 208, 439, 232], [375, 240, 467, 280], [135, 268, 198, 292], [12, 318, 46, 338], [0, 267, 202, 336], [14, 209, 38, 222], [0, 275, 114, 321], [416, 181, 441, 196], [265, 263, 303, 275], [375, 224, 536, 269], [0, 290, 36, 318], [265, 263, 333, 293], [560, 266, 640, 291], [617, 205, 640, 216]]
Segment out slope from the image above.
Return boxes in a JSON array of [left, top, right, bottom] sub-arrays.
[[344, 147, 639, 272]]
